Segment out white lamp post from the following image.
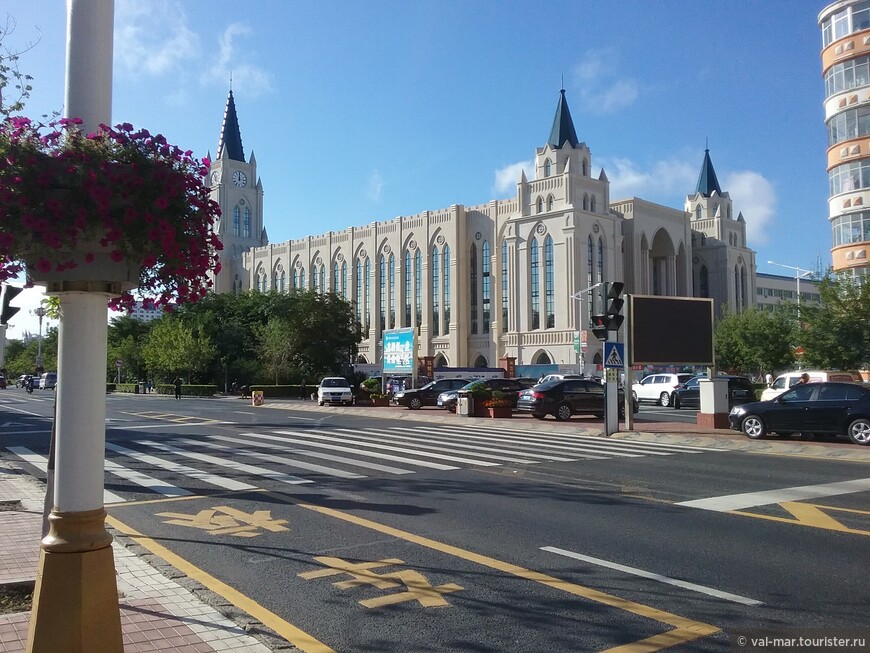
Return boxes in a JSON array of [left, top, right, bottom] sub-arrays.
[[767, 261, 813, 320], [33, 306, 46, 372], [571, 281, 604, 375]]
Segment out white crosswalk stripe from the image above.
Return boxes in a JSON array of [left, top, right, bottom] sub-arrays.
[[7, 446, 126, 504]]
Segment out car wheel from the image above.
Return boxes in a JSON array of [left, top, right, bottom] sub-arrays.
[[318, 401, 324, 406], [409, 397, 422, 410], [632, 391, 638, 403], [532, 414, 546, 420], [741, 415, 767, 439], [555, 403, 573, 421], [659, 392, 671, 407], [847, 418, 870, 445], [673, 395, 681, 410]]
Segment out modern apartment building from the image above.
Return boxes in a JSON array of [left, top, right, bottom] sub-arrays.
[[820, 0, 870, 279]]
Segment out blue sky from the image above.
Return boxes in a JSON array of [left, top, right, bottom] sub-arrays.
[[3, 0, 830, 338]]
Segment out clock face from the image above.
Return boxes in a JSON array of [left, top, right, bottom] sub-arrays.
[[232, 171, 247, 187], [210, 170, 221, 185]]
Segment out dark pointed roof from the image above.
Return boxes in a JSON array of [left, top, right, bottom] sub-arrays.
[[695, 148, 722, 197], [217, 90, 245, 162], [547, 89, 579, 149]]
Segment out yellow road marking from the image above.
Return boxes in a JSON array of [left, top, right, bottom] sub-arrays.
[[124, 410, 221, 424], [105, 514, 335, 653], [291, 500, 719, 651], [731, 501, 870, 536]]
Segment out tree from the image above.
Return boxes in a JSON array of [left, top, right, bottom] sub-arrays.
[[800, 273, 870, 370], [107, 315, 153, 382], [284, 291, 360, 379], [254, 317, 294, 384], [142, 318, 216, 382], [714, 306, 797, 377]]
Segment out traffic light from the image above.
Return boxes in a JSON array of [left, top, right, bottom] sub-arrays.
[[590, 282, 624, 341], [0, 284, 23, 325]]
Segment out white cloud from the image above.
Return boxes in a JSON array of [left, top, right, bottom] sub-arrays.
[[492, 159, 534, 197], [603, 156, 697, 200], [202, 24, 273, 97], [572, 49, 638, 114], [115, 0, 200, 76], [723, 171, 777, 247], [367, 170, 384, 201]]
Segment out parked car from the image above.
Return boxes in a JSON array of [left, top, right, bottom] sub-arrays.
[[437, 378, 534, 412], [317, 377, 354, 406], [385, 375, 432, 396], [537, 373, 585, 384], [39, 372, 57, 390], [759, 370, 862, 401], [729, 381, 870, 445], [392, 378, 473, 409], [631, 373, 694, 407], [672, 375, 756, 410], [516, 378, 637, 421]]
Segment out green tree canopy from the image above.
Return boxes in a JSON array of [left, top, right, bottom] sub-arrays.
[[800, 273, 870, 370], [714, 306, 797, 376]]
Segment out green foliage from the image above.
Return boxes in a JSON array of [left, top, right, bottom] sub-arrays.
[[714, 306, 796, 376], [141, 318, 216, 382], [800, 272, 870, 370], [252, 317, 293, 384], [467, 381, 491, 399]]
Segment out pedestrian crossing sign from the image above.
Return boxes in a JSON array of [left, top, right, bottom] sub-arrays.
[[604, 342, 624, 369]]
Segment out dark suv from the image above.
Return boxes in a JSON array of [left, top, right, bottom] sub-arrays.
[[673, 375, 756, 410], [392, 378, 474, 409], [517, 378, 637, 421]]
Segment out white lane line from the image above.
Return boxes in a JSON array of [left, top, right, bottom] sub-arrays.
[[136, 440, 313, 486], [334, 428, 557, 463], [268, 430, 457, 470], [677, 477, 870, 512], [173, 437, 366, 479], [7, 446, 126, 504], [109, 421, 231, 430], [232, 432, 415, 474], [542, 545, 763, 607], [274, 429, 500, 467], [106, 443, 256, 492]]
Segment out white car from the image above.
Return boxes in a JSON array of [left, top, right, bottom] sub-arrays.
[[631, 373, 693, 407], [317, 377, 353, 406]]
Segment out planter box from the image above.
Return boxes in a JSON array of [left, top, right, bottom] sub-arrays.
[[486, 405, 513, 418]]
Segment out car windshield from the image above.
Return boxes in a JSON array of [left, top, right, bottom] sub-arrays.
[[321, 378, 348, 388]]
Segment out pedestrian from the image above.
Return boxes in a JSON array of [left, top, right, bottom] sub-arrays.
[[798, 372, 810, 384], [300, 378, 308, 400], [764, 371, 773, 387], [173, 376, 183, 399]]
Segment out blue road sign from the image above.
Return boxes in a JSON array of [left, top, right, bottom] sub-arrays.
[[604, 342, 624, 369]]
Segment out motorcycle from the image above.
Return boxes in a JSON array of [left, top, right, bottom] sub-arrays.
[[25, 379, 34, 394]]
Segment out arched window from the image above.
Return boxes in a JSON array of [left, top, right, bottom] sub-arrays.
[[536, 197, 543, 214], [587, 236, 594, 316], [530, 237, 540, 330], [597, 238, 604, 290], [432, 247, 440, 336], [544, 236, 554, 328], [470, 243, 478, 334], [582, 159, 588, 176], [473, 355, 488, 368], [415, 249, 422, 328], [388, 253, 396, 329], [233, 206, 240, 236], [482, 240, 491, 333], [583, 194, 589, 211], [379, 255, 386, 332], [544, 158, 551, 177], [341, 261, 348, 300], [300, 268, 306, 289], [293, 268, 299, 289], [319, 264, 325, 294], [547, 195, 554, 211], [700, 265, 709, 297], [404, 251, 412, 327], [355, 259, 363, 326], [734, 266, 741, 311], [443, 245, 451, 328], [280, 269, 286, 292], [312, 265, 319, 292], [333, 262, 339, 293], [364, 258, 371, 337], [696, 205, 702, 220], [590, 195, 596, 213], [501, 240, 509, 332], [243, 207, 251, 238]]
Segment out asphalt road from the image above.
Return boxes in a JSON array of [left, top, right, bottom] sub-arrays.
[[2, 389, 869, 652]]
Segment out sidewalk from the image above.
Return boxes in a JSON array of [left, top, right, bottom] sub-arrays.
[[0, 461, 282, 653]]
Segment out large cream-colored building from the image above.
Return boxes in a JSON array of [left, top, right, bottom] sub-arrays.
[[209, 88, 764, 374]]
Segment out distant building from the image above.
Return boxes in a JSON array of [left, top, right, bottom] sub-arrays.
[[819, 1, 870, 280], [126, 301, 164, 323], [209, 88, 762, 374], [755, 273, 821, 311]]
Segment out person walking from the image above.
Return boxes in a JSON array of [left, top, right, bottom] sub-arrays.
[[764, 372, 773, 387], [173, 376, 183, 400], [300, 378, 308, 400]]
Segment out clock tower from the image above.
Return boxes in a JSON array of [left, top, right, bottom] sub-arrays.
[[208, 88, 268, 294]]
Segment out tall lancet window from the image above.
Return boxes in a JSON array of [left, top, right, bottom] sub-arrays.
[[587, 236, 594, 317], [243, 207, 251, 238], [470, 243, 478, 334], [404, 251, 412, 328], [699, 265, 709, 298], [388, 254, 396, 329], [333, 262, 339, 293], [319, 264, 325, 294], [341, 261, 348, 300], [501, 241, 509, 331], [530, 237, 540, 330], [300, 268, 306, 289], [364, 258, 371, 338], [415, 249, 422, 329], [443, 245, 451, 329], [312, 265, 319, 293], [432, 246, 440, 336], [379, 255, 386, 332], [544, 236, 554, 328], [482, 240, 491, 333], [355, 259, 363, 327], [233, 206, 240, 236]]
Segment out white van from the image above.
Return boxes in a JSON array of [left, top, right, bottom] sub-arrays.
[[760, 370, 860, 401]]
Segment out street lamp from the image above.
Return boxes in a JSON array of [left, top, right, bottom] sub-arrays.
[[33, 306, 46, 373], [571, 281, 605, 373], [767, 261, 813, 320]]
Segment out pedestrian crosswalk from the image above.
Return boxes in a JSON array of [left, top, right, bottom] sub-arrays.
[[4, 423, 723, 504]]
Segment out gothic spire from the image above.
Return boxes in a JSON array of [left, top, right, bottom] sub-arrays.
[[695, 148, 722, 197], [547, 88, 579, 149], [217, 89, 245, 162]]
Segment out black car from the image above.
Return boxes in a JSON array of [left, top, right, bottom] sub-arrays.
[[385, 375, 432, 396], [673, 375, 756, 410], [392, 378, 473, 409], [437, 378, 534, 412], [516, 378, 637, 421], [729, 381, 870, 445]]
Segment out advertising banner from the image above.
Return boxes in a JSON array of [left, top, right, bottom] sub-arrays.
[[382, 328, 416, 374]]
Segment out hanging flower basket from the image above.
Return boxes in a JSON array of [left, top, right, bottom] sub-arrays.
[[0, 116, 223, 310]]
